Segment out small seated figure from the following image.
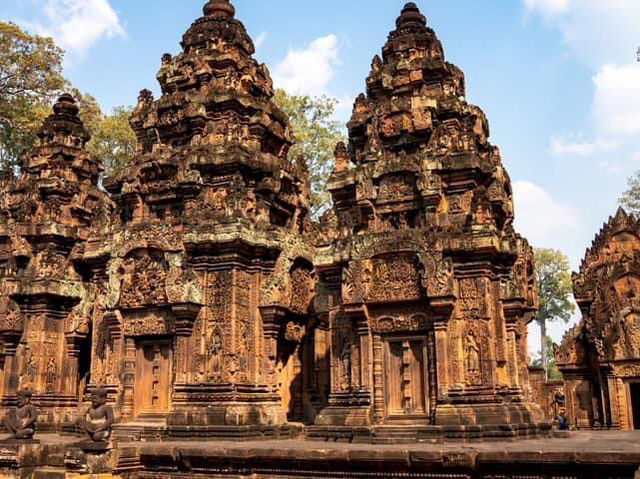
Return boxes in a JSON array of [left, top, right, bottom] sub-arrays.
[[555, 408, 570, 431], [76, 386, 114, 442], [3, 389, 37, 440]]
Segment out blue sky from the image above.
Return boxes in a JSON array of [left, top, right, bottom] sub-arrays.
[[3, 0, 640, 355]]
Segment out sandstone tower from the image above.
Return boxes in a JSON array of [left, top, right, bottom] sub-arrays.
[[0, 1, 545, 440], [558, 208, 640, 430], [312, 2, 545, 439]]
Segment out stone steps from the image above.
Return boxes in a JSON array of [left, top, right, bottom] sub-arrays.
[[112, 419, 168, 442]]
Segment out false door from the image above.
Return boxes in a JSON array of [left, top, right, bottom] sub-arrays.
[[134, 340, 172, 417], [384, 337, 429, 420]]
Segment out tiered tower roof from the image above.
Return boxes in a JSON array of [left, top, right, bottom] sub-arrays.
[[106, 0, 309, 229]]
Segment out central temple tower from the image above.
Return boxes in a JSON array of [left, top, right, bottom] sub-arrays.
[[311, 2, 546, 439], [84, 0, 314, 434]]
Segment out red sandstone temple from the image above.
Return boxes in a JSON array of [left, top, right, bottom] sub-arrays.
[[0, 0, 547, 443], [557, 208, 640, 431]]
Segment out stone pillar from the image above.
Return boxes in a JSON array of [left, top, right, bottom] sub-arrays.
[[434, 320, 449, 399], [506, 324, 519, 389], [260, 306, 286, 394], [371, 334, 385, 423], [608, 375, 623, 429], [122, 337, 136, 418], [355, 313, 372, 393]]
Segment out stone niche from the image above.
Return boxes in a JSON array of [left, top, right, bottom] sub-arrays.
[[557, 208, 640, 431]]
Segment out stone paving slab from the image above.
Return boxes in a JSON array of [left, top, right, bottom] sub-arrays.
[[109, 431, 640, 465]]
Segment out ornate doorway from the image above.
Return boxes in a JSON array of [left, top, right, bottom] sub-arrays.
[[383, 337, 429, 420], [134, 340, 173, 417]]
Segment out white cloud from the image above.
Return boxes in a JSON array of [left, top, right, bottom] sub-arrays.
[[593, 63, 640, 136], [25, 0, 125, 57], [550, 136, 621, 156], [273, 34, 340, 97], [524, 0, 640, 68], [524, 0, 570, 17], [254, 31, 268, 51], [513, 180, 580, 248], [526, 0, 640, 164], [597, 159, 624, 174]]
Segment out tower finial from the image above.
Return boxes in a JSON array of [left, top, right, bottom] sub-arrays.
[[53, 93, 79, 117], [203, 0, 235, 19], [396, 2, 427, 28]]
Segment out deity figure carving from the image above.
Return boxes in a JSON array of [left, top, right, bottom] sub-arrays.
[[75, 387, 114, 443], [209, 330, 223, 374], [3, 390, 37, 441], [334, 142, 349, 173], [45, 356, 57, 391], [285, 322, 305, 343], [465, 331, 480, 374], [339, 339, 353, 391]]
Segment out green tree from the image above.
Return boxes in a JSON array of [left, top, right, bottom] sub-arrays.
[[273, 89, 346, 217], [620, 173, 640, 216], [534, 248, 575, 379], [86, 105, 136, 177], [531, 335, 562, 381], [0, 21, 65, 170], [0, 21, 137, 176], [70, 88, 103, 135]]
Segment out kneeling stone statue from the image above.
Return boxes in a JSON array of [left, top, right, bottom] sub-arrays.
[[3, 389, 37, 441], [76, 386, 114, 443]]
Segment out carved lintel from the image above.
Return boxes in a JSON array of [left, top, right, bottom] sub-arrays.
[[0, 332, 21, 357], [259, 305, 287, 339], [103, 311, 122, 339], [171, 302, 201, 336], [429, 295, 456, 318], [65, 330, 88, 357], [343, 303, 367, 319]]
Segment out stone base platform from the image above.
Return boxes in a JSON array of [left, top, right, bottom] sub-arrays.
[[111, 419, 550, 444], [112, 419, 305, 442], [115, 431, 640, 478], [307, 422, 552, 443], [0, 432, 638, 478]]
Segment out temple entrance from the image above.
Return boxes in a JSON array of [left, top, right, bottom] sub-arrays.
[[629, 382, 640, 430], [384, 337, 429, 420], [134, 340, 173, 417], [77, 328, 92, 404]]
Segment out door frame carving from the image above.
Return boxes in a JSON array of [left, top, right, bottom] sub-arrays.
[[133, 338, 174, 418]]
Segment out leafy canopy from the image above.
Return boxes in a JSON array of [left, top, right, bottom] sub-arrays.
[[87, 105, 136, 178], [531, 335, 562, 381], [273, 89, 346, 217], [534, 248, 575, 326], [0, 21, 65, 170], [0, 21, 136, 176], [620, 172, 640, 216]]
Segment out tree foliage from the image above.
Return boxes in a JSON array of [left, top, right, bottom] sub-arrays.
[[87, 106, 136, 177], [0, 21, 66, 170], [620, 172, 640, 216], [273, 89, 346, 217], [531, 335, 562, 381], [534, 248, 575, 378], [0, 21, 136, 176]]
